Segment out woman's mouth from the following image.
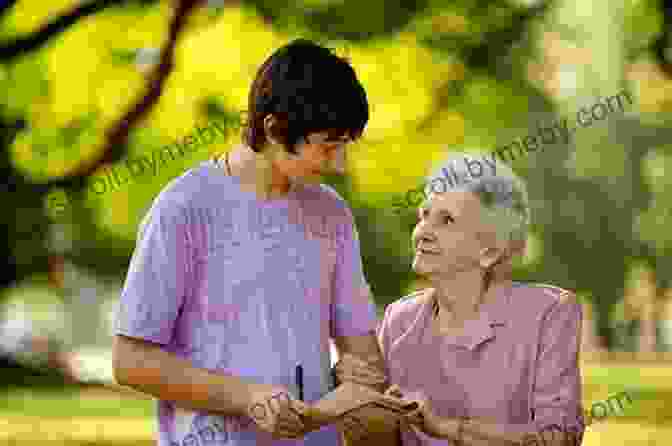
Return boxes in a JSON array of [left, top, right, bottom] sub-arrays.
[[416, 247, 440, 255]]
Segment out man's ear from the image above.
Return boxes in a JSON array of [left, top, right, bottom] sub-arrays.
[[262, 114, 283, 146]]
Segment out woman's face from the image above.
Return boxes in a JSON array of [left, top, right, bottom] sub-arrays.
[[411, 191, 499, 278]]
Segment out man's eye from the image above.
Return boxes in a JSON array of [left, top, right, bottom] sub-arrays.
[[443, 215, 454, 224]]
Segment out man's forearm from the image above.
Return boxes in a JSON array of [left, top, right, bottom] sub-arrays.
[[113, 337, 253, 416]]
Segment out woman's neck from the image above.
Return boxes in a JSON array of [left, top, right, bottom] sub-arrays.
[[430, 270, 489, 324]]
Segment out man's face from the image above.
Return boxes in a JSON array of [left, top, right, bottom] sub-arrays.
[[280, 129, 353, 183]]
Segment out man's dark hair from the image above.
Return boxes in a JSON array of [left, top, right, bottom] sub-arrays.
[[244, 39, 369, 153]]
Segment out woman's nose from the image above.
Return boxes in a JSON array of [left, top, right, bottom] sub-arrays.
[[413, 221, 435, 245]]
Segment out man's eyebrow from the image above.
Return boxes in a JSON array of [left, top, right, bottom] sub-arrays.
[[324, 134, 351, 142]]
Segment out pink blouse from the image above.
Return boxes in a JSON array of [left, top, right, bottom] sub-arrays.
[[378, 280, 585, 445]]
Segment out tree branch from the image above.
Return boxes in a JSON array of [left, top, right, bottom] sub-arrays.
[[0, 0, 128, 62], [654, 0, 672, 78], [0, 0, 19, 21], [44, 0, 205, 193]]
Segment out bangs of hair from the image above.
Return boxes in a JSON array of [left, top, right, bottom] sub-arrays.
[[244, 39, 368, 153]]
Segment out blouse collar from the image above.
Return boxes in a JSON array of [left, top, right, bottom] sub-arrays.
[[423, 280, 513, 350]]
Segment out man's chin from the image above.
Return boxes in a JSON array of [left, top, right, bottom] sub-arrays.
[[294, 173, 323, 185], [298, 171, 344, 185]]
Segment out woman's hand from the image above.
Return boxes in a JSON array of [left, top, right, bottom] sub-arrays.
[[385, 385, 448, 439]]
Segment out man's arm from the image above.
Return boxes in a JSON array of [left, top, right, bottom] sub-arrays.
[[112, 334, 253, 416]]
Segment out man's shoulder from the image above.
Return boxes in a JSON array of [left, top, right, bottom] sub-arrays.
[[300, 184, 351, 217], [145, 160, 240, 219]]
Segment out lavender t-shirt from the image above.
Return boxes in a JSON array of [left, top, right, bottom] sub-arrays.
[[115, 159, 378, 446]]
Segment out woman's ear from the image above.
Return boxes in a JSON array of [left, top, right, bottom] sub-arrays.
[[479, 246, 506, 270], [509, 238, 526, 258]]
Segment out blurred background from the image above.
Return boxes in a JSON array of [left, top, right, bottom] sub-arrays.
[[2, 0, 672, 444]]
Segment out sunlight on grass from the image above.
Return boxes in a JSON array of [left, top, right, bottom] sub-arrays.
[[0, 416, 154, 444], [583, 421, 672, 446], [0, 388, 153, 419]]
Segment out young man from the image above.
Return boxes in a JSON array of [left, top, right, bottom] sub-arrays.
[[112, 39, 387, 446]]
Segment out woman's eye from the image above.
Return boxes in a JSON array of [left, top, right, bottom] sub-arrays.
[[438, 212, 455, 224]]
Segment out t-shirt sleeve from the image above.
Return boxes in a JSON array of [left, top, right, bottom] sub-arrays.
[[531, 294, 585, 443], [114, 198, 192, 345], [330, 208, 378, 338]]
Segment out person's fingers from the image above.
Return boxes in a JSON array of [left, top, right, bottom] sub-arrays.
[[404, 410, 424, 426], [274, 418, 307, 438], [341, 419, 367, 441], [402, 396, 426, 422], [335, 366, 384, 383], [385, 384, 404, 398], [266, 392, 299, 425], [276, 419, 304, 435], [288, 399, 311, 419], [267, 391, 292, 413], [409, 424, 426, 437], [378, 393, 415, 409], [336, 355, 386, 379], [277, 409, 305, 429], [398, 416, 415, 432], [272, 428, 301, 440], [290, 399, 310, 411], [399, 392, 426, 411], [338, 361, 384, 376]]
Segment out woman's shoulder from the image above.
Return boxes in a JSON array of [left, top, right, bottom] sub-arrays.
[[380, 289, 433, 328], [510, 281, 582, 318]]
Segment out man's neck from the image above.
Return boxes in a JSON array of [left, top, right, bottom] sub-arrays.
[[226, 144, 292, 200]]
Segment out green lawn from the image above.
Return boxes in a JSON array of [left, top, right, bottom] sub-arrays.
[[1, 363, 671, 445]]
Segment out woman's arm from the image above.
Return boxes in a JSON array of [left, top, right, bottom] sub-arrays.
[[431, 417, 580, 446]]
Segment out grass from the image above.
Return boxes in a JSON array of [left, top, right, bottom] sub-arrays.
[[1, 362, 671, 444], [0, 386, 154, 419]]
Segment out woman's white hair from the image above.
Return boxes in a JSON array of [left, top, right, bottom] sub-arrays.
[[425, 151, 531, 244]]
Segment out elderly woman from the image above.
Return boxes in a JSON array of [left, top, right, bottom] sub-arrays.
[[337, 152, 585, 446]]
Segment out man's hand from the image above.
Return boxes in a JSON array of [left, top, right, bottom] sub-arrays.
[[336, 412, 372, 442], [245, 384, 309, 439]]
